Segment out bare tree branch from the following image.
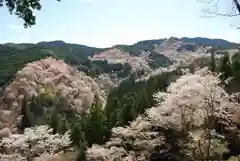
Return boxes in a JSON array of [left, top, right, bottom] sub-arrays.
[[202, 10, 240, 18], [199, 0, 240, 18], [233, 0, 240, 14]]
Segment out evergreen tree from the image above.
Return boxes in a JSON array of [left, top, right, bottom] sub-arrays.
[[60, 117, 70, 134], [20, 99, 33, 131], [71, 121, 88, 161], [232, 52, 240, 79], [105, 97, 121, 127], [85, 96, 110, 145], [50, 108, 60, 134], [220, 53, 233, 80], [71, 121, 87, 148]]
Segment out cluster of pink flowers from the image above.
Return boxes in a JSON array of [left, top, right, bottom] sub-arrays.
[[0, 125, 72, 161], [86, 67, 240, 161], [0, 57, 106, 135]]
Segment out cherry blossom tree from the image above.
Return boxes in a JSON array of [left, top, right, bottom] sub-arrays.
[[86, 67, 240, 161], [0, 125, 72, 161]]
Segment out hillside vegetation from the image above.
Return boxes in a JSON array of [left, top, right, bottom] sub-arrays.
[[0, 37, 238, 87], [0, 37, 240, 160], [181, 37, 239, 49]]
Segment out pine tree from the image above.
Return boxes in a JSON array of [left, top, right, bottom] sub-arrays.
[[85, 95, 110, 145], [232, 52, 240, 79], [220, 53, 233, 80], [71, 121, 87, 148], [50, 108, 60, 134], [20, 99, 34, 131], [105, 97, 121, 127], [71, 121, 88, 161], [60, 117, 70, 134]]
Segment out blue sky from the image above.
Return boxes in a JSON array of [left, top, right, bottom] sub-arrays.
[[0, 0, 240, 47]]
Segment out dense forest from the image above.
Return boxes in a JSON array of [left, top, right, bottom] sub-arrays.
[[19, 66, 182, 159], [14, 49, 240, 160], [1, 38, 240, 160], [0, 37, 237, 87], [0, 40, 173, 87]]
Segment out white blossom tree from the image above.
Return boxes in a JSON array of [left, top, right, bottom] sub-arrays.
[[0, 125, 72, 161], [86, 67, 240, 161]]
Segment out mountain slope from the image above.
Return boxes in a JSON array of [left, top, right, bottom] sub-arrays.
[[0, 37, 238, 87], [0, 57, 107, 134], [181, 37, 239, 49], [115, 39, 165, 56], [0, 37, 240, 160], [0, 42, 107, 86]]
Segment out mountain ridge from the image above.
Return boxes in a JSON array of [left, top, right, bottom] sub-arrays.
[[0, 36, 238, 88], [2, 36, 239, 49]]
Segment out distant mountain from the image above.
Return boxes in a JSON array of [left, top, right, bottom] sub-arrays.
[[180, 37, 239, 49], [0, 42, 107, 86], [114, 37, 238, 56], [37, 40, 67, 47], [3, 43, 34, 50], [114, 39, 165, 55], [0, 36, 238, 87]]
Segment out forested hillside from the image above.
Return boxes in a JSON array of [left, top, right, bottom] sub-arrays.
[[0, 37, 240, 160], [181, 37, 239, 49], [0, 37, 237, 87], [0, 42, 105, 86], [2, 0, 240, 160], [0, 40, 172, 87]]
